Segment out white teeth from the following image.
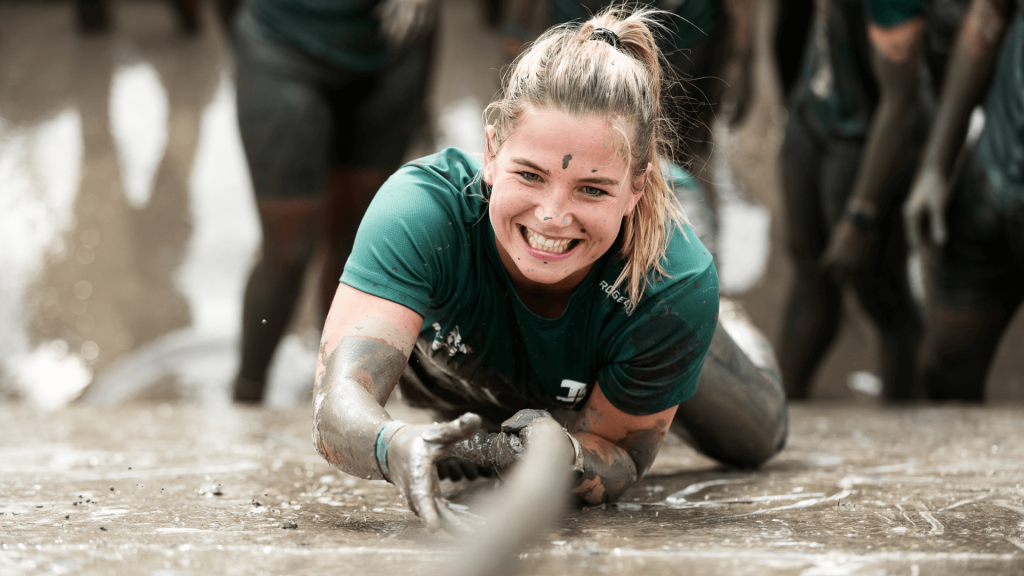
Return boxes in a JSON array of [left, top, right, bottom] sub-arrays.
[[522, 226, 575, 255]]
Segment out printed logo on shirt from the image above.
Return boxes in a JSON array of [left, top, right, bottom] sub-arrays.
[[556, 379, 588, 407], [431, 322, 473, 357], [598, 280, 633, 313]]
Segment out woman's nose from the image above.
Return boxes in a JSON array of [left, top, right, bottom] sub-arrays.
[[533, 189, 574, 226]]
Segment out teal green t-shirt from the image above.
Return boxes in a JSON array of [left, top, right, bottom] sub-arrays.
[[976, 14, 1024, 200], [549, 0, 721, 52], [341, 148, 719, 417], [796, 0, 924, 139], [246, 0, 389, 72]]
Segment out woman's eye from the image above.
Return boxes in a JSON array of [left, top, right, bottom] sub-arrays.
[[581, 186, 607, 198], [518, 171, 542, 183]]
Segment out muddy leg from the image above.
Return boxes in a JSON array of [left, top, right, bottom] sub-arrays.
[[780, 262, 842, 398], [852, 189, 924, 400], [673, 301, 788, 469], [232, 13, 335, 402], [235, 201, 321, 402], [847, 152, 929, 397], [778, 112, 838, 398], [917, 303, 1014, 401], [319, 168, 396, 317]]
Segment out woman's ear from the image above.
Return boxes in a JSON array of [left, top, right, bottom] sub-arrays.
[[482, 125, 498, 186], [625, 162, 652, 216]]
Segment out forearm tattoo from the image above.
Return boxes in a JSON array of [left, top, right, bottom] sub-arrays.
[[571, 409, 670, 505]]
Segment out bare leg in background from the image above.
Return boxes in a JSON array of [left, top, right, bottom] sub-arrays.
[[319, 168, 396, 316], [234, 200, 321, 402]]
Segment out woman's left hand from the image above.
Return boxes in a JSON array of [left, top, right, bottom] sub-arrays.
[[487, 410, 578, 480], [447, 409, 575, 474]]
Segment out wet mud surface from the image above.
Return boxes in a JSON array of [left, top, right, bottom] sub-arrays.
[[2, 404, 1022, 575]]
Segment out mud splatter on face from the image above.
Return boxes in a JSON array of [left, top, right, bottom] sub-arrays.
[[562, 154, 573, 169], [592, 169, 597, 173], [580, 228, 587, 233]]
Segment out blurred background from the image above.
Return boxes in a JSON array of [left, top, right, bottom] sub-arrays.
[[1, 0, 1022, 411]]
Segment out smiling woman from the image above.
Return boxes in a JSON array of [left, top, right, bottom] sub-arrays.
[[311, 6, 787, 534], [484, 110, 645, 306]]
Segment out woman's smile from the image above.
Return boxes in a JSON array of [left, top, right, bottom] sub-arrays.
[[519, 224, 580, 258]]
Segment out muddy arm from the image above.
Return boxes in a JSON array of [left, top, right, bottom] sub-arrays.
[[904, 0, 1008, 247], [844, 18, 925, 216], [567, 387, 677, 505], [919, 0, 1008, 178], [820, 16, 926, 279], [312, 284, 422, 480]]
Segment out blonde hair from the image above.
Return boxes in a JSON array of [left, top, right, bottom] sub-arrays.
[[484, 5, 686, 312]]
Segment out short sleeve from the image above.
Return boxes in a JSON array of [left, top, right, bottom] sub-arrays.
[[597, 261, 720, 416], [340, 162, 469, 317], [866, 0, 923, 27]]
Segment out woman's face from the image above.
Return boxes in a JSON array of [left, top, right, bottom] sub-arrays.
[[483, 108, 646, 292]]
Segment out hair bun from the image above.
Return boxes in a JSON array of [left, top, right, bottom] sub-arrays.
[[589, 27, 623, 50]]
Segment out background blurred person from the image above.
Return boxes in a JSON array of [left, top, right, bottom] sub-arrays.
[[779, 0, 930, 400], [230, 0, 434, 403], [775, 0, 814, 99], [904, 0, 1021, 400]]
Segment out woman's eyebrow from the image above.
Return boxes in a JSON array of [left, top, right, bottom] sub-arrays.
[[578, 175, 620, 187], [511, 157, 551, 176]]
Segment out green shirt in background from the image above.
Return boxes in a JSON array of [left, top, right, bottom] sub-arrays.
[[341, 148, 719, 417], [245, 0, 390, 72]]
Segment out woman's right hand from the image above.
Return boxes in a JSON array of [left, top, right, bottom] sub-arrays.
[[903, 167, 951, 250], [385, 413, 483, 534]]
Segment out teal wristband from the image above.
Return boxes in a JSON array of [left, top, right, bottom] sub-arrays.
[[374, 421, 407, 480]]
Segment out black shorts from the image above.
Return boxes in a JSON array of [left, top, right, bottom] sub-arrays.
[[931, 151, 1024, 308], [233, 10, 424, 200]]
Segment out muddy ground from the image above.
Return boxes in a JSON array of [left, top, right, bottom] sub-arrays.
[[2, 403, 1023, 575]]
